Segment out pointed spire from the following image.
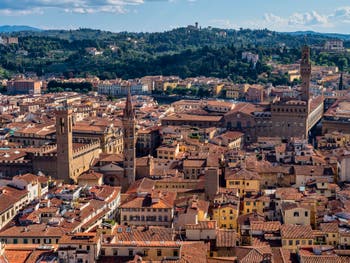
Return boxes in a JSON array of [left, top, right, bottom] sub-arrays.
[[123, 86, 135, 119]]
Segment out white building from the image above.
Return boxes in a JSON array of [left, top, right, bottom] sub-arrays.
[[338, 153, 350, 182], [10, 173, 40, 202]]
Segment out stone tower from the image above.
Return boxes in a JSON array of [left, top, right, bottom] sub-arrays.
[[122, 89, 136, 189], [205, 167, 219, 201], [300, 46, 311, 106], [56, 101, 73, 183]]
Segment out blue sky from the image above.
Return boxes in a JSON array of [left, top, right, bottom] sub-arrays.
[[1, 0, 350, 33]]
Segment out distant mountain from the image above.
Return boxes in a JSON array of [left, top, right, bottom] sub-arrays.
[[0, 25, 42, 33], [284, 30, 350, 40]]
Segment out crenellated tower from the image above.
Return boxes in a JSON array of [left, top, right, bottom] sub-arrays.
[[56, 101, 73, 183], [300, 46, 311, 109], [122, 88, 136, 189]]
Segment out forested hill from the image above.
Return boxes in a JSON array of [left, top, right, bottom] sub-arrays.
[[1, 27, 350, 82]]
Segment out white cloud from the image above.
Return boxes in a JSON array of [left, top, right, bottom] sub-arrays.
[[256, 8, 350, 31], [0, 8, 44, 16], [330, 6, 350, 23], [288, 11, 329, 26], [0, 0, 152, 15]]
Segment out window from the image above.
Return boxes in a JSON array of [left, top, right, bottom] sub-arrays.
[[304, 211, 308, 217], [289, 240, 293, 246], [157, 249, 162, 257], [296, 240, 300, 245], [129, 250, 133, 256], [13, 239, 18, 244], [113, 250, 118, 256], [23, 238, 28, 244], [308, 240, 312, 245], [173, 250, 179, 257], [294, 212, 300, 217], [302, 240, 306, 245]]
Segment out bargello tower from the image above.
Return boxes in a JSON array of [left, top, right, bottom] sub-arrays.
[[56, 101, 73, 183], [122, 88, 136, 189], [300, 45, 311, 110]]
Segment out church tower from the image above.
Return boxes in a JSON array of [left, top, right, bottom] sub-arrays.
[[122, 89, 136, 188], [56, 101, 73, 183], [300, 46, 311, 105]]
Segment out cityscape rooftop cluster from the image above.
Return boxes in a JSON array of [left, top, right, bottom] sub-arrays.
[[0, 30, 350, 263]]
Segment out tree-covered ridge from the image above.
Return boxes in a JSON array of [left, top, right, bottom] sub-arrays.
[[0, 27, 350, 82]]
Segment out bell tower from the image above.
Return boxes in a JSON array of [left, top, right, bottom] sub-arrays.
[[56, 101, 73, 183], [300, 46, 311, 106], [122, 88, 136, 189]]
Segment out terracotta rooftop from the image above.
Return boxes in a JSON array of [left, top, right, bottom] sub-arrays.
[[185, 220, 217, 230], [0, 224, 67, 238], [78, 170, 103, 181], [233, 246, 272, 263], [320, 222, 339, 233], [163, 114, 223, 122], [281, 224, 313, 239], [216, 229, 237, 248], [110, 226, 173, 242], [250, 221, 281, 232], [225, 168, 261, 181]]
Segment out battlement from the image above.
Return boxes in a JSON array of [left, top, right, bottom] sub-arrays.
[[0, 159, 31, 164], [73, 140, 100, 158], [12, 132, 55, 139], [37, 144, 57, 153], [55, 101, 73, 114], [34, 152, 57, 158], [34, 145, 57, 157]]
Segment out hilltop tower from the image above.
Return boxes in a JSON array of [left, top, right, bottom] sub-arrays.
[[122, 88, 136, 189], [56, 101, 73, 183], [300, 46, 311, 106]]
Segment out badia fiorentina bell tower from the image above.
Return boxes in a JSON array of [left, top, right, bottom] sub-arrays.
[[122, 88, 136, 190]]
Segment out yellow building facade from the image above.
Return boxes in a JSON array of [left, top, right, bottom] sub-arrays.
[[212, 203, 239, 230]]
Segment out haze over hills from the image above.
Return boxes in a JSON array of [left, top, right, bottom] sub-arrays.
[[283, 31, 350, 41], [2, 25, 350, 40], [0, 25, 42, 33]]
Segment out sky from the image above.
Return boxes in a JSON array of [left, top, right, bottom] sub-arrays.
[[1, 0, 350, 33]]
